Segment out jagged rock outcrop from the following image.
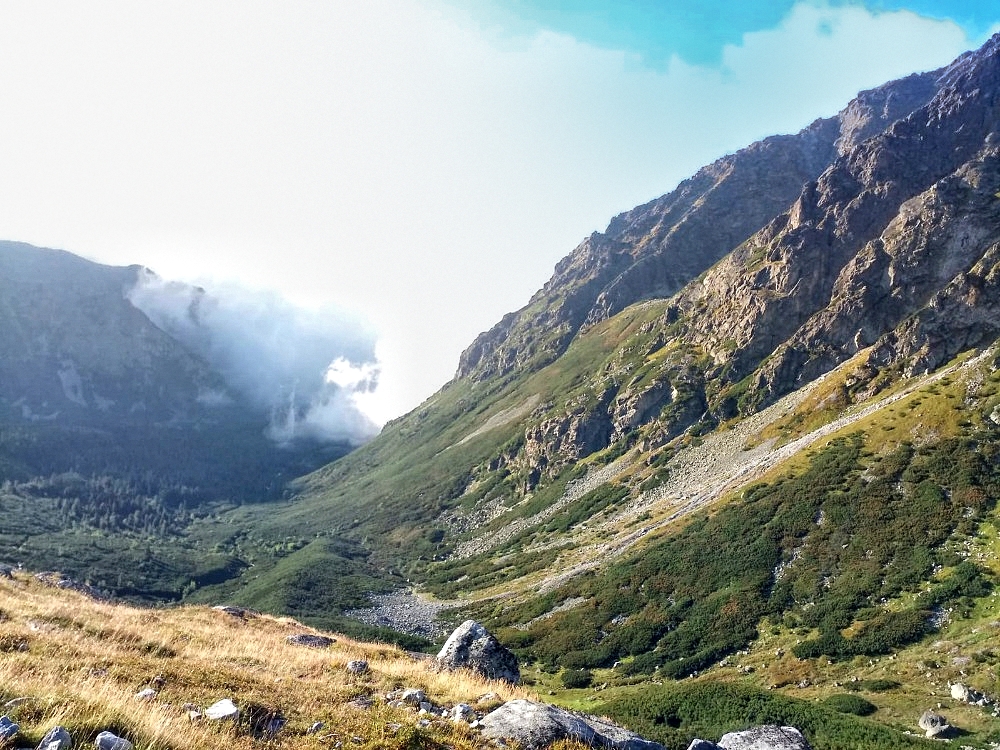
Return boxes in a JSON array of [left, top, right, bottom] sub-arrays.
[[676, 34, 1000, 406], [522, 390, 615, 483], [436, 620, 520, 684], [479, 699, 664, 750]]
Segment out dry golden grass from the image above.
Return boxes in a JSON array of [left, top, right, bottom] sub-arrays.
[[0, 573, 540, 750]]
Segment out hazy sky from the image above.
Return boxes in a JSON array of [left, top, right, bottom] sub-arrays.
[[0, 1, 997, 425]]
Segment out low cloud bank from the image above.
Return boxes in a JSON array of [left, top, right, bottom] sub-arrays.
[[128, 270, 381, 445]]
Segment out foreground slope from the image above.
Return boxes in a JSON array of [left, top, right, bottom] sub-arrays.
[[0, 570, 962, 750], [0, 572, 531, 750]]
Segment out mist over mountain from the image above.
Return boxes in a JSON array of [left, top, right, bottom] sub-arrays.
[[128, 271, 380, 445]]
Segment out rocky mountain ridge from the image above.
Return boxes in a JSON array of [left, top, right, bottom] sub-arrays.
[[455, 68, 944, 384]]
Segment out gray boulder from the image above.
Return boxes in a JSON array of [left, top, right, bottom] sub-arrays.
[[0, 716, 17, 742], [718, 726, 811, 750], [687, 741, 721, 750], [346, 659, 369, 674], [451, 703, 476, 723], [36, 725, 72, 750], [918, 710, 950, 738], [94, 732, 132, 750], [479, 699, 663, 750], [205, 699, 240, 720], [436, 620, 519, 684]]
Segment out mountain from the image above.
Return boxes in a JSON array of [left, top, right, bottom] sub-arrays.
[[7, 32, 1000, 749], [0, 242, 350, 601], [196, 32, 1000, 745], [0, 241, 225, 427]]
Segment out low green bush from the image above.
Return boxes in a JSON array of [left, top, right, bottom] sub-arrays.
[[561, 668, 594, 689], [820, 694, 877, 716]]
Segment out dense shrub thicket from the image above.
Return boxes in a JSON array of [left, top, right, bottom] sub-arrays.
[[508, 433, 998, 673], [599, 682, 933, 750]]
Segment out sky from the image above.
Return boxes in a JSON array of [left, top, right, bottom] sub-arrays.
[[0, 1, 997, 433]]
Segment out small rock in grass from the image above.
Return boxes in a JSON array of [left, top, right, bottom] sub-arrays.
[[212, 605, 258, 619], [307, 722, 324, 734], [94, 732, 132, 750], [286, 634, 335, 648], [205, 699, 240, 720], [401, 689, 426, 706], [0, 716, 17, 741], [134, 688, 157, 701], [346, 659, 369, 674], [451, 703, 476, 723]]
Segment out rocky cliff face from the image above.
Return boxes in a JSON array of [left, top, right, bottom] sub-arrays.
[[678, 33, 1000, 404], [453, 34, 1000, 479]]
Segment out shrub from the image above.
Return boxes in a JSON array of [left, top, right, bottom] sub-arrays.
[[561, 668, 594, 689], [820, 694, 877, 716]]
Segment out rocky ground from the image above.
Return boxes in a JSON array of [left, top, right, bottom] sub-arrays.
[[344, 590, 459, 639]]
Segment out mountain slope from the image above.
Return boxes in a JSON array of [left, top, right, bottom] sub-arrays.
[[0, 241, 225, 427], [215, 32, 1000, 668], [0, 242, 350, 602], [456, 69, 942, 383]]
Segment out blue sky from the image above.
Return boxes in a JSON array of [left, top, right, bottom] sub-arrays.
[[454, 0, 999, 65], [0, 1, 997, 429]]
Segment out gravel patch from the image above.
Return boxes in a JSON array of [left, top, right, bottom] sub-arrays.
[[344, 590, 459, 640]]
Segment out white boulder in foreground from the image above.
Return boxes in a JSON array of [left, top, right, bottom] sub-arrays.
[[479, 699, 664, 750]]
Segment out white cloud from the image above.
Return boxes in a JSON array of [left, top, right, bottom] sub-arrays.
[[128, 271, 380, 444], [0, 1, 986, 421]]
